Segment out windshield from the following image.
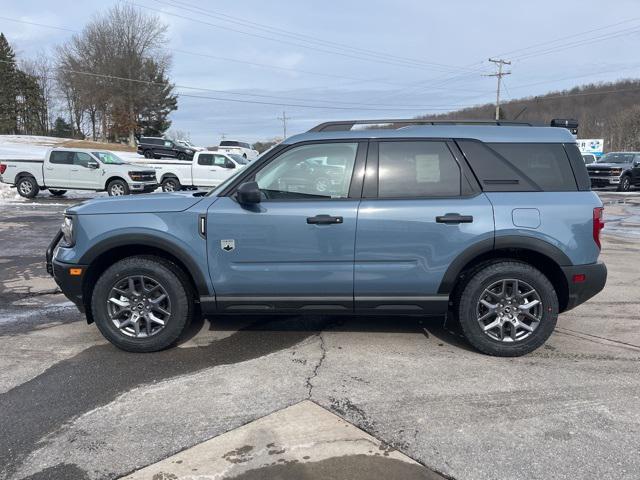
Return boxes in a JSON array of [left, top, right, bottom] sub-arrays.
[[597, 153, 635, 164], [229, 153, 248, 165], [92, 151, 126, 165]]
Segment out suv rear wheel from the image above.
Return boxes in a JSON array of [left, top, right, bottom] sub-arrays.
[[455, 261, 558, 357], [91, 256, 192, 352], [143, 149, 154, 159]]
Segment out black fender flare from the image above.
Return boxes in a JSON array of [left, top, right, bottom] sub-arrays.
[[437, 235, 572, 295], [78, 233, 210, 296]]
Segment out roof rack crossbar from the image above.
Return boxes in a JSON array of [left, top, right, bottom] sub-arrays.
[[308, 119, 534, 132]]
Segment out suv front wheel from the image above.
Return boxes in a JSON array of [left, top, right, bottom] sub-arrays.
[[91, 256, 193, 352], [456, 261, 558, 357]]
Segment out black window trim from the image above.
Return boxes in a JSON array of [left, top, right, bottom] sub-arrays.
[[220, 139, 368, 202], [363, 138, 481, 200]]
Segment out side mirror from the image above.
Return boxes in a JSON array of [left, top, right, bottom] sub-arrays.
[[87, 161, 99, 169], [225, 160, 236, 169], [236, 181, 261, 205]]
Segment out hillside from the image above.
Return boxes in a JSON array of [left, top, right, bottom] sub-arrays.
[[426, 79, 640, 151]]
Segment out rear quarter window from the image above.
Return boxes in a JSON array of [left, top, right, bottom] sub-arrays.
[[49, 151, 74, 165], [488, 143, 577, 192], [457, 140, 578, 192]]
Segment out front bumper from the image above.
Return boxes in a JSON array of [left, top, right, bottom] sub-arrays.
[[561, 261, 607, 311], [128, 181, 158, 193], [590, 175, 621, 187], [46, 230, 86, 312]]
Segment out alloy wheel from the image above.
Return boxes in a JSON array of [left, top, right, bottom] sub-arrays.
[[19, 180, 33, 196], [107, 275, 171, 338], [110, 183, 125, 196], [476, 278, 542, 343]]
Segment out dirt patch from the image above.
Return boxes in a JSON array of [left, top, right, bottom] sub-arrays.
[[60, 139, 135, 152]]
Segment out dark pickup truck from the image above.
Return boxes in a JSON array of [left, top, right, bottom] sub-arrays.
[[587, 152, 640, 191]]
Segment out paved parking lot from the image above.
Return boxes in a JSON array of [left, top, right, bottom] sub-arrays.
[[1, 191, 639, 480]]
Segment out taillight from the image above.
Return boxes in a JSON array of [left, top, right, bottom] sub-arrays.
[[593, 207, 604, 249], [0, 163, 6, 175]]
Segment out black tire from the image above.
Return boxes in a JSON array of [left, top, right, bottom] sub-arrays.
[[91, 256, 193, 352], [16, 176, 39, 198], [455, 261, 558, 357], [144, 149, 154, 159], [161, 177, 181, 192], [617, 175, 631, 192], [107, 179, 129, 196], [177, 153, 187, 160], [49, 189, 67, 197]]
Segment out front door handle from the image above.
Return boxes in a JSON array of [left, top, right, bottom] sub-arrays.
[[436, 213, 473, 224], [307, 214, 343, 225]]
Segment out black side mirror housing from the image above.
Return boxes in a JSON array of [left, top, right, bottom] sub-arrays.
[[236, 181, 261, 204], [226, 160, 236, 169], [87, 161, 99, 169]]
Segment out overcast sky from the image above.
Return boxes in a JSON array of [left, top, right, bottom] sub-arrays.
[[3, 0, 640, 145]]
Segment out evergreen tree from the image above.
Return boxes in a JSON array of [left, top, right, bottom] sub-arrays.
[[138, 67, 177, 136], [51, 116, 73, 138], [15, 70, 47, 135], [0, 33, 18, 134]]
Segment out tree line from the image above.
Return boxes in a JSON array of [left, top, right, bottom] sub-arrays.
[[0, 3, 177, 145], [426, 79, 640, 151]]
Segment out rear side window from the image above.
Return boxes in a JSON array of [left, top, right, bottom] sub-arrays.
[[378, 141, 461, 198], [488, 143, 577, 191], [49, 151, 74, 165], [198, 154, 213, 166]]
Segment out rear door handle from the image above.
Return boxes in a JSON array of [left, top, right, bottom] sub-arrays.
[[307, 214, 343, 225], [436, 213, 473, 224]]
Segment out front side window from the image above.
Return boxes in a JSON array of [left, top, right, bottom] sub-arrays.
[[378, 141, 461, 198], [255, 142, 358, 199], [74, 152, 94, 167], [164, 141, 173, 148], [213, 155, 232, 168]]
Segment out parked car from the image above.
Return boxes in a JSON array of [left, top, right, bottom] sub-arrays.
[[586, 151, 640, 191], [582, 153, 597, 164], [47, 119, 606, 356], [175, 140, 206, 152], [215, 140, 259, 160], [137, 137, 195, 160], [133, 151, 249, 192], [0, 148, 158, 198]]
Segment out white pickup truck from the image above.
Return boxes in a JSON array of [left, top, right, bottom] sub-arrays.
[[0, 148, 158, 198], [132, 151, 249, 191]]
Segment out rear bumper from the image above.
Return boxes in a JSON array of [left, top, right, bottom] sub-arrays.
[[46, 230, 86, 312], [561, 261, 607, 311]]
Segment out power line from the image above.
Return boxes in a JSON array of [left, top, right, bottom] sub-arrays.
[[483, 58, 511, 120], [0, 15, 488, 93], [148, 0, 485, 74], [131, 1, 482, 74]]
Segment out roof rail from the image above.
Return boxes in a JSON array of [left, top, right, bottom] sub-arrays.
[[308, 118, 535, 132]]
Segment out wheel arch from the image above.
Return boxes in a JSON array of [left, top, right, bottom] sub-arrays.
[[79, 235, 210, 323], [439, 236, 571, 313], [104, 176, 127, 190]]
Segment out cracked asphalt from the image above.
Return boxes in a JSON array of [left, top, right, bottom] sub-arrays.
[[1, 191, 639, 480]]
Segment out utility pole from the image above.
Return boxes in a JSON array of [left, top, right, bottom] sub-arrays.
[[277, 111, 290, 138], [484, 58, 511, 120]]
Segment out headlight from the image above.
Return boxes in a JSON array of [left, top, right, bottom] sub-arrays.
[[186, 149, 193, 154], [610, 169, 622, 175], [61, 215, 74, 247]]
